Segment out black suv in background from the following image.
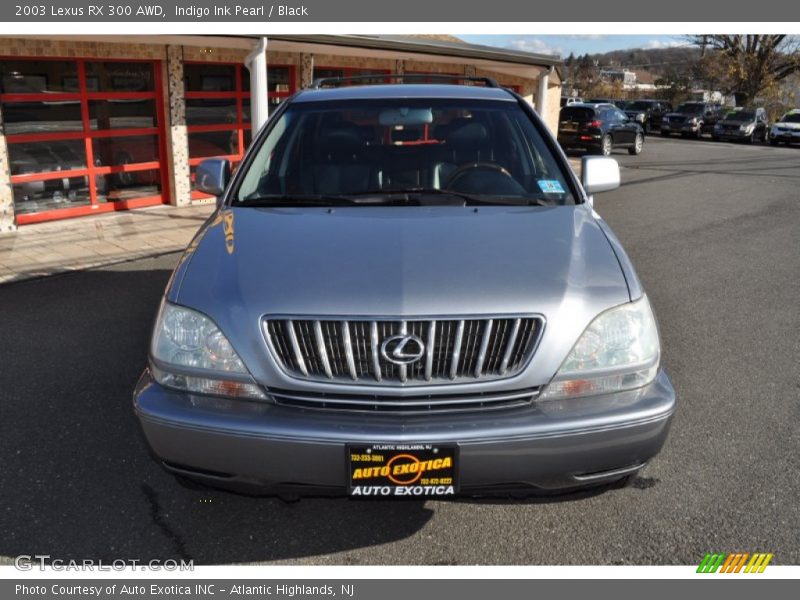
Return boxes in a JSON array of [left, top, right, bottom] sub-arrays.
[[713, 107, 769, 143], [558, 103, 644, 156], [661, 102, 724, 138], [624, 99, 671, 134]]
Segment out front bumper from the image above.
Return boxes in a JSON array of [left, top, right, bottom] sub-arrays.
[[133, 369, 676, 495], [714, 129, 751, 140], [661, 122, 700, 134], [770, 130, 800, 143]]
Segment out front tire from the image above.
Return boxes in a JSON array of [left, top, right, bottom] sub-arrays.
[[628, 132, 644, 155]]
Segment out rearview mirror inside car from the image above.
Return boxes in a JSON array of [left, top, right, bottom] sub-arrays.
[[378, 107, 434, 127]]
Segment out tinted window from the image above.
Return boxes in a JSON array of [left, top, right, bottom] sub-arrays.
[[236, 98, 576, 205], [676, 103, 705, 115], [782, 113, 800, 123], [560, 107, 594, 121]]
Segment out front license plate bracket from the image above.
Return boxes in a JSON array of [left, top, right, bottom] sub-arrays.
[[347, 443, 458, 497]]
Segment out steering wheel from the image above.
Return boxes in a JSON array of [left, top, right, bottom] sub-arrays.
[[443, 162, 517, 190]]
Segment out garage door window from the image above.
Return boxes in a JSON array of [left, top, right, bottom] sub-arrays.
[[0, 57, 167, 224]]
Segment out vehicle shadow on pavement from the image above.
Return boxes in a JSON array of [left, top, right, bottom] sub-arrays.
[[0, 263, 434, 565]]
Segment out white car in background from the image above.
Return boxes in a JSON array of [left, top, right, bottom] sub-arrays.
[[769, 109, 800, 145]]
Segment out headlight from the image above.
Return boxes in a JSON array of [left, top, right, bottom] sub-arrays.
[[636, 114, 645, 122], [714, 123, 723, 130], [541, 295, 660, 400], [740, 124, 754, 133], [662, 117, 668, 123], [688, 117, 698, 125], [150, 302, 267, 400]]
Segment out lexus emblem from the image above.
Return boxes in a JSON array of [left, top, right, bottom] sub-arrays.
[[380, 334, 426, 365]]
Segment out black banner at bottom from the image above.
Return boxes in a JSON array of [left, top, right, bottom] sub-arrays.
[[1, 579, 794, 600]]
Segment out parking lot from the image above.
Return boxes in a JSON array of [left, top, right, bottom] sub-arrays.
[[0, 135, 798, 566]]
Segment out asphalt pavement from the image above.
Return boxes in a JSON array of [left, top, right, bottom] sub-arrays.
[[0, 136, 798, 566]]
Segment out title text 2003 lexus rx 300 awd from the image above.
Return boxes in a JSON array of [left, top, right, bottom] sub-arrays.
[[134, 78, 676, 497]]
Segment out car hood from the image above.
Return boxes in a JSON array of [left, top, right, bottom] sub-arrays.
[[171, 204, 632, 386], [775, 121, 800, 130]]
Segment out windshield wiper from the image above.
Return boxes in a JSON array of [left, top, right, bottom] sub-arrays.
[[347, 188, 552, 207], [236, 194, 419, 207]]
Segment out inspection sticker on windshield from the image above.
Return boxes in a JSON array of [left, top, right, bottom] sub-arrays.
[[347, 443, 458, 496], [537, 179, 565, 194]]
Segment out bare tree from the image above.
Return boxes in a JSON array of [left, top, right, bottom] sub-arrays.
[[688, 35, 800, 105]]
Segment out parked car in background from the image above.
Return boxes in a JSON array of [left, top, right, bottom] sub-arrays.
[[768, 109, 800, 145], [713, 107, 769, 143], [558, 103, 644, 156], [624, 99, 671, 134], [660, 102, 723, 139], [561, 96, 584, 107]]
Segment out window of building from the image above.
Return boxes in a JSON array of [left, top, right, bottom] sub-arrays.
[[404, 71, 460, 84], [0, 58, 167, 224], [312, 67, 390, 86]]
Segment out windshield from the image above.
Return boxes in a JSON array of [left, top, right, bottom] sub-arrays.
[[725, 111, 754, 121], [628, 101, 653, 111], [676, 103, 704, 115], [781, 113, 800, 123], [234, 98, 576, 206]]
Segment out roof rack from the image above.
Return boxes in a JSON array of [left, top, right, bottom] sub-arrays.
[[310, 73, 500, 89]]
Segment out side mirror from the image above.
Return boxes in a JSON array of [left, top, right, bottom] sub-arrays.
[[581, 156, 620, 200], [195, 158, 231, 202]]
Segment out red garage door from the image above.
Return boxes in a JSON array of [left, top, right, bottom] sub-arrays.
[[1, 57, 168, 225]]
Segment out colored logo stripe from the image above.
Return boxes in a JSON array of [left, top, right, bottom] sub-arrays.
[[697, 552, 773, 573]]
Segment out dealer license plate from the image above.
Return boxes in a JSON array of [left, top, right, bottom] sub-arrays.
[[347, 443, 458, 497]]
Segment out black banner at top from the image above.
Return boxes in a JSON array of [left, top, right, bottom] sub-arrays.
[[2, 0, 799, 22]]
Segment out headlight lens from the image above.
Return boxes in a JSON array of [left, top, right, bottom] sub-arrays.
[[541, 295, 660, 400], [740, 124, 753, 132], [151, 302, 267, 400]]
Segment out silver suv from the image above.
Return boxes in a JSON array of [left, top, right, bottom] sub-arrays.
[[134, 78, 676, 497]]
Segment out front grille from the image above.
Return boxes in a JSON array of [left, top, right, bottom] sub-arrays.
[[667, 116, 686, 124], [263, 317, 542, 386], [268, 386, 541, 413]]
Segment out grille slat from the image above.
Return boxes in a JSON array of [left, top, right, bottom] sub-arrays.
[[264, 316, 542, 387], [269, 386, 542, 414]]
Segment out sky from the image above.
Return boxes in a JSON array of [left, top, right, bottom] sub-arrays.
[[459, 35, 689, 58]]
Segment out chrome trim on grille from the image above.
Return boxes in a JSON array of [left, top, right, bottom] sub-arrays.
[[425, 320, 436, 382], [474, 319, 493, 377], [450, 320, 465, 380], [499, 318, 521, 374], [370, 322, 382, 382], [285, 320, 308, 376], [341, 321, 357, 380], [262, 315, 544, 386]]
